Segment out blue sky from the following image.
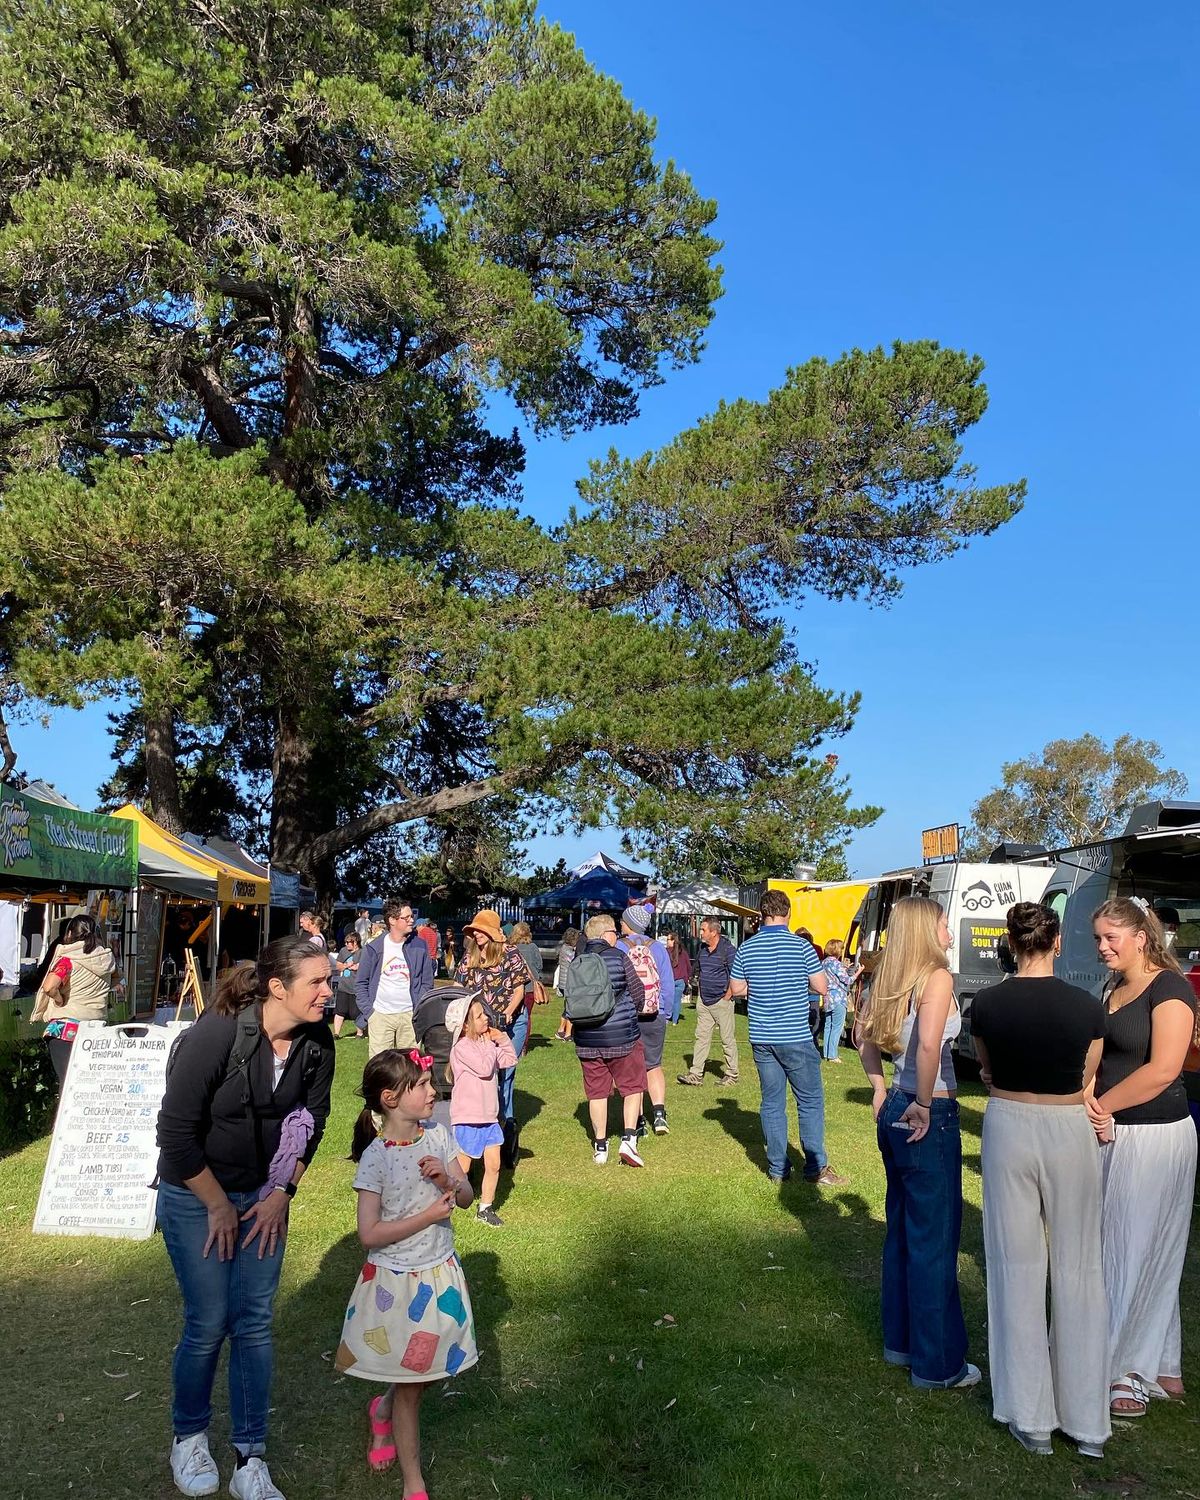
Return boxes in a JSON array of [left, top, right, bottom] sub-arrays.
[[18, 1, 1200, 882]]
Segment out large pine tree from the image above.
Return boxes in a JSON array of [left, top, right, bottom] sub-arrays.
[[0, 1, 1025, 891]]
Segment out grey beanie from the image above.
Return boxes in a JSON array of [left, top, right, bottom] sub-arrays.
[[621, 903, 652, 934]]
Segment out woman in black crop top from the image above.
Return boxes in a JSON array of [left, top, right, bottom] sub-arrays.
[[1087, 898, 1198, 1420], [971, 903, 1109, 1457]]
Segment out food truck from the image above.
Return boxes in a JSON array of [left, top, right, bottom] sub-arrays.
[[1044, 801, 1200, 1110], [846, 846, 1054, 1061], [766, 878, 872, 950]]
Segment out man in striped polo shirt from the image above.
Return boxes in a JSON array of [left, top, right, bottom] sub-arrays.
[[730, 889, 848, 1187]]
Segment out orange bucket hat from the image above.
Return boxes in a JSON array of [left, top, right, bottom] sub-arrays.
[[465, 909, 505, 945]]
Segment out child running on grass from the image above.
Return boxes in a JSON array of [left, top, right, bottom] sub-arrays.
[[448, 995, 517, 1229], [334, 1049, 477, 1497]]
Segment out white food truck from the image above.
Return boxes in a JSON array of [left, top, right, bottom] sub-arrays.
[[847, 849, 1054, 1060]]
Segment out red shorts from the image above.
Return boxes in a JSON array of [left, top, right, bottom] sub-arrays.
[[580, 1039, 647, 1101]]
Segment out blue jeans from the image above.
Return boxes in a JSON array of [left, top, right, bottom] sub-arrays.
[[157, 1182, 286, 1454], [499, 1004, 530, 1122], [822, 1000, 847, 1061], [751, 1041, 828, 1180], [673, 978, 685, 1021], [876, 1088, 969, 1387]]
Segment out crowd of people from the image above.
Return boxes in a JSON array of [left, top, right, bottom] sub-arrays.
[[856, 893, 1197, 1459], [146, 887, 1198, 1498]]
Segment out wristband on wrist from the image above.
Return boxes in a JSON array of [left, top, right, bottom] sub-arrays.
[[916, 1099, 932, 1110]]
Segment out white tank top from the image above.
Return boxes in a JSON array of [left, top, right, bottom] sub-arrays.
[[895, 983, 960, 1095]]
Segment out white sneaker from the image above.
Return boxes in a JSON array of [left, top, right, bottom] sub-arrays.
[[593, 1139, 609, 1165], [948, 1363, 982, 1389], [618, 1137, 645, 1168], [229, 1457, 285, 1500], [170, 1433, 219, 1497]]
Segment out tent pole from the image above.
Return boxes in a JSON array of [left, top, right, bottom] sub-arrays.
[[128, 884, 139, 1018], [212, 902, 222, 1001]]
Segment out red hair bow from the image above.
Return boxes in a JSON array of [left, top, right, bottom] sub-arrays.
[[409, 1049, 434, 1071]]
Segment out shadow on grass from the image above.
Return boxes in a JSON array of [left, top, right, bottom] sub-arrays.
[[569, 1097, 636, 1144], [704, 1089, 987, 1320], [702, 1095, 768, 1173], [274, 1232, 513, 1495], [3, 1196, 1191, 1500]]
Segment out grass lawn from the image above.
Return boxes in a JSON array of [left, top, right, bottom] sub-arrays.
[[2, 1005, 1198, 1500]]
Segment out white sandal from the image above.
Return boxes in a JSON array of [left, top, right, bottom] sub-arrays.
[[1110, 1376, 1148, 1418]]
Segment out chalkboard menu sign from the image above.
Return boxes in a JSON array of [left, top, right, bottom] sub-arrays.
[[134, 887, 165, 1014], [33, 1020, 186, 1240]]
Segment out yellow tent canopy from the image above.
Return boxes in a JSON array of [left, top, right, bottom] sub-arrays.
[[113, 805, 271, 905]]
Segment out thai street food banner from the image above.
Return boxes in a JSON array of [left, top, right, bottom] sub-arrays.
[[0, 784, 138, 889]]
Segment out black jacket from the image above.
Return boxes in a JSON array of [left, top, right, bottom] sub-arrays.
[[156, 1009, 335, 1192]]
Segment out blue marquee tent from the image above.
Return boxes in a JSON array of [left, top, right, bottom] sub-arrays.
[[524, 867, 639, 912]]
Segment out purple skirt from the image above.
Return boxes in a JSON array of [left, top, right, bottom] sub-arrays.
[[454, 1122, 504, 1158]]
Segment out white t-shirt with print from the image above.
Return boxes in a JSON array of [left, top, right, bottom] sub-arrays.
[[352, 1125, 457, 1273], [373, 937, 412, 1014]]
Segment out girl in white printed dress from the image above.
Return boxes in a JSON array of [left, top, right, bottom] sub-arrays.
[[335, 1049, 476, 1498]]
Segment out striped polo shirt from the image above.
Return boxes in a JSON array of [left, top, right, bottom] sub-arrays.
[[731, 924, 822, 1044]]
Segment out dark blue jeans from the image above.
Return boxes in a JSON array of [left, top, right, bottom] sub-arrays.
[[751, 1040, 828, 1180], [498, 1004, 530, 1122], [876, 1088, 969, 1387], [157, 1182, 286, 1454]]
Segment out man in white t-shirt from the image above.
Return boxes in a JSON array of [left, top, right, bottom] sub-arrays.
[[356, 898, 435, 1057]]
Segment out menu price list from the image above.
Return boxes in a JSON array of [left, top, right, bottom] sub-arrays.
[[34, 1022, 185, 1240]]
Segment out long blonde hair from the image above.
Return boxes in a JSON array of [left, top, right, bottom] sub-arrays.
[[860, 897, 950, 1054], [463, 932, 506, 969]]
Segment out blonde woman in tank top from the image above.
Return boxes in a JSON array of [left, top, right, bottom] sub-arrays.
[[856, 896, 978, 1390]]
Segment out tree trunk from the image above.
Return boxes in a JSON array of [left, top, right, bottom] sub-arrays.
[[144, 708, 184, 833], [269, 704, 315, 875]]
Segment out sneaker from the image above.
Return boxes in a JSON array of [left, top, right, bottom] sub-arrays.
[[652, 1110, 669, 1135], [716, 1074, 739, 1086], [229, 1457, 285, 1500], [476, 1205, 504, 1229], [676, 1073, 703, 1086], [635, 1115, 648, 1140], [170, 1434, 219, 1497], [1007, 1423, 1052, 1455], [1077, 1442, 1105, 1459], [618, 1137, 645, 1168], [947, 1363, 982, 1390], [812, 1166, 848, 1188], [593, 1139, 609, 1165]]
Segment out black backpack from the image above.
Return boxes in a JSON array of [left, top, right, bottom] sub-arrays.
[[165, 1004, 323, 1109]]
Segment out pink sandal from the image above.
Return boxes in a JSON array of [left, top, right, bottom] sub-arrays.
[[367, 1395, 397, 1471]]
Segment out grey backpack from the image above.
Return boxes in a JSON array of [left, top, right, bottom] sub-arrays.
[[563, 951, 615, 1028]]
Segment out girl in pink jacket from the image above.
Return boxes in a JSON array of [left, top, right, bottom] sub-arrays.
[[450, 998, 517, 1229]]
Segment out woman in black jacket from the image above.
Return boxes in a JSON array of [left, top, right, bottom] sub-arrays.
[[156, 936, 335, 1500]]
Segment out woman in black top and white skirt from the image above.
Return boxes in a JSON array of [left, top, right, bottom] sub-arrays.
[[1086, 897, 1198, 1420], [972, 903, 1109, 1458]]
